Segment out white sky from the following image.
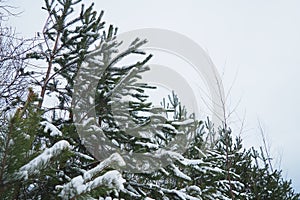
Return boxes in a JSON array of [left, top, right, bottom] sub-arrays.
[[8, 0, 300, 191]]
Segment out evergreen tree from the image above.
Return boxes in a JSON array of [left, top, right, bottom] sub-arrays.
[[118, 119, 300, 200], [23, 0, 188, 198], [0, 88, 71, 199]]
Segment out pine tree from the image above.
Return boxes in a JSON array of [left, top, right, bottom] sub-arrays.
[[24, 0, 187, 198], [116, 118, 300, 200], [0, 88, 71, 199], [24, 0, 130, 198]]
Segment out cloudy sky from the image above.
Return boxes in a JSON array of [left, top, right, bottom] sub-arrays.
[[8, 0, 300, 191]]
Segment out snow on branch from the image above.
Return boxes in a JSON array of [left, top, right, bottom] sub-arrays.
[[171, 119, 194, 126], [170, 164, 191, 181], [57, 153, 126, 199], [129, 182, 201, 200], [58, 170, 125, 199], [16, 140, 70, 180], [83, 153, 125, 181], [40, 121, 63, 136]]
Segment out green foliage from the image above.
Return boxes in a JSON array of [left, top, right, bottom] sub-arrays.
[[0, 90, 71, 199], [118, 122, 300, 200]]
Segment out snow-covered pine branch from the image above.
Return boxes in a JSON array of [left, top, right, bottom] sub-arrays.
[[15, 140, 70, 180], [57, 153, 126, 199], [40, 120, 63, 136]]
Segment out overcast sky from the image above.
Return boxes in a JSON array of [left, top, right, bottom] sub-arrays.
[[8, 0, 300, 191]]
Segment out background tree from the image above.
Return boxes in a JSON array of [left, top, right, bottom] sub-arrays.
[[0, 1, 33, 122]]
